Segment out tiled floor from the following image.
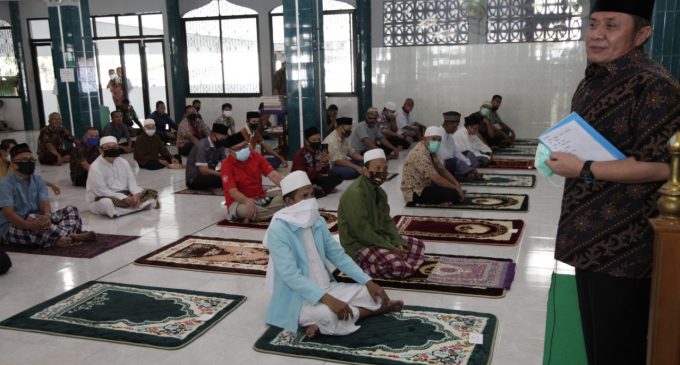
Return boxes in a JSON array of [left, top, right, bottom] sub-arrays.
[[0, 130, 573, 365]]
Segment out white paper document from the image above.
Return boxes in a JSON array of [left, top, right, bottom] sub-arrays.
[[539, 112, 625, 162]]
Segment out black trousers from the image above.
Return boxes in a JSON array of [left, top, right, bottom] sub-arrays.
[[72, 172, 88, 187], [0, 249, 11, 275], [575, 268, 651, 365], [139, 160, 166, 170], [179, 143, 195, 156], [311, 175, 343, 198], [412, 185, 461, 204], [386, 135, 410, 149], [187, 174, 222, 190]]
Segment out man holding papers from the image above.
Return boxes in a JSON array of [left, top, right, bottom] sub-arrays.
[[546, 1, 680, 364]]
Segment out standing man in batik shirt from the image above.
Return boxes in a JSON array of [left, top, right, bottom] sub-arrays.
[[546, 1, 680, 363]]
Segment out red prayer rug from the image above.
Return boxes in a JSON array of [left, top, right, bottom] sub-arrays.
[[393, 215, 524, 245]]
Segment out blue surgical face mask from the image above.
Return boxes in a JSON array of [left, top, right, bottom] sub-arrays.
[[427, 140, 441, 154], [235, 146, 251, 161], [534, 143, 553, 177], [86, 137, 99, 147]]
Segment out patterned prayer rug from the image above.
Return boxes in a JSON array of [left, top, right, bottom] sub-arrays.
[[217, 210, 339, 232], [174, 188, 223, 196], [334, 254, 515, 297], [254, 305, 497, 365], [482, 159, 535, 170], [406, 193, 529, 212], [460, 173, 536, 188], [135, 236, 268, 276], [0, 281, 246, 349], [393, 215, 524, 245], [494, 145, 537, 157], [2, 234, 140, 258]]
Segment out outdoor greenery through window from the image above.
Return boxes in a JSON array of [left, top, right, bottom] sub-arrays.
[[271, 0, 356, 94], [0, 20, 19, 97], [183, 0, 260, 95]]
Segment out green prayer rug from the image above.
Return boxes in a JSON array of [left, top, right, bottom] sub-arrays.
[[460, 173, 536, 188], [407, 193, 529, 212], [254, 305, 497, 365], [543, 274, 587, 365], [513, 138, 539, 145], [494, 145, 537, 157], [0, 281, 246, 349]]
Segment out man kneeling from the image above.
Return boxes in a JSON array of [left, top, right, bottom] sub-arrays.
[[86, 136, 159, 218], [339, 149, 425, 278], [265, 171, 403, 337], [0, 144, 95, 247]]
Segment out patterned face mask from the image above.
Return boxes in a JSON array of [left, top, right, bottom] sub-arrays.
[[368, 170, 387, 186]]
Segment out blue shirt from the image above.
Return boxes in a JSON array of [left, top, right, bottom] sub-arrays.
[[0, 173, 49, 239], [149, 111, 178, 132]]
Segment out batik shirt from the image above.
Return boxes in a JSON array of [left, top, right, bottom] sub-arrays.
[[70, 144, 100, 180], [555, 48, 680, 279], [400, 142, 440, 202], [37, 126, 77, 156]]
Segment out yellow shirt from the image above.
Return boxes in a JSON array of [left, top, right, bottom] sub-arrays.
[[0, 159, 13, 179]]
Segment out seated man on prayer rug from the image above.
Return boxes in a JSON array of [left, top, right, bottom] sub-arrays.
[[0, 143, 95, 247], [395, 98, 426, 142], [134, 119, 182, 171], [240, 111, 288, 169], [377, 102, 410, 149], [338, 149, 425, 279], [264, 170, 403, 337], [2, 139, 61, 194], [322, 117, 364, 180], [436, 112, 483, 181], [185, 123, 230, 190], [291, 126, 343, 198], [453, 112, 492, 166], [401, 127, 465, 205], [37, 112, 80, 165], [177, 105, 210, 156], [69, 128, 101, 186], [86, 136, 159, 218], [479, 95, 515, 148], [102, 111, 133, 154], [222, 132, 284, 223], [350, 107, 401, 158]]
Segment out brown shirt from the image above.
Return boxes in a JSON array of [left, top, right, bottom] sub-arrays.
[[400, 141, 439, 202], [37, 126, 76, 157], [134, 133, 172, 165], [555, 49, 680, 279]]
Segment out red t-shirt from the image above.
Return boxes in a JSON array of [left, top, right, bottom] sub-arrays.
[[221, 151, 274, 208]]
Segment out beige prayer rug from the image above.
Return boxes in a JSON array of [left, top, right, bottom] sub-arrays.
[[135, 236, 268, 276], [393, 215, 524, 245], [460, 173, 535, 188]]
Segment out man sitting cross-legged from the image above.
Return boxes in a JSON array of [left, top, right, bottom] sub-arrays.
[[222, 132, 284, 223], [291, 126, 343, 198], [338, 149, 425, 278], [264, 170, 403, 338], [86, 136, 159, 218], [0, 143, 95, 247]]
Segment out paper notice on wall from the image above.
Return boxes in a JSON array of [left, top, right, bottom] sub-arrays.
[[60, 68, 75, 83]]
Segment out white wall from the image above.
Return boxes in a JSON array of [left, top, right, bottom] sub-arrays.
[[0, 99, 24, 130], [372, 41, 586, 138]]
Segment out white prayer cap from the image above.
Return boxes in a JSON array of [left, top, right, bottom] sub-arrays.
[[430, 126, 448, 139], [100, 136, 118, 146], [281, 170, 312, 196], [364, 148, 386, 164], [143, 118, 155, 127], [384, 101, 397, 111], [424, 126, 441, 137]]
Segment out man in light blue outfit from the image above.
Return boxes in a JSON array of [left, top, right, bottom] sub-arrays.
[[264, 171, 403, 338]]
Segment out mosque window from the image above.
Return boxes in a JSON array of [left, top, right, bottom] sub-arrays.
[[183, 1, 260, 95], [383, 0, 584, 46], [271, 0, 356, 94], [0, 20, 19, 97]]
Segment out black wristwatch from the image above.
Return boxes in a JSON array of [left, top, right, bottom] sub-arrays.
[[580, 160, 595, 186]]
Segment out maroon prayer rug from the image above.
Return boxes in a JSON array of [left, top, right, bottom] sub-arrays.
[[393, 215, 524, 245]]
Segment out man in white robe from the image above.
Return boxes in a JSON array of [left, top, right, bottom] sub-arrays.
[[453, 112, 493, 165], [264, 171, 403, 337], [86, 136, 159, 218]]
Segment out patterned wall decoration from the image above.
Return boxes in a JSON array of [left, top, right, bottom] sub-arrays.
[[0, 25, 20, 96], [487, 0, 584, 43], [383, 0, 469, 46]]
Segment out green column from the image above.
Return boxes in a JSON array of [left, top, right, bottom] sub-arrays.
[[166, 0, 189, 124], [47, 0, 100, 138], [283, 0, 325, 157], [356, 0, 372, 119], [648, 0, 680, 79], [9, 1, 33, 130]]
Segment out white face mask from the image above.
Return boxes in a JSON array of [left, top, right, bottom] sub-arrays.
[[144, 129, 156, 136], [223, 110, 232, 117], [109, 74, 116, 80]]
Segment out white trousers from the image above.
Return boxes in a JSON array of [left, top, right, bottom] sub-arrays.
[[88, 198, 157, 218]]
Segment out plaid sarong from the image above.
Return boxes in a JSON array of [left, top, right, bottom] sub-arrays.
[[94, 189, 158, 208], [356, 236, 425, 279], [2, 206, 82, 248]]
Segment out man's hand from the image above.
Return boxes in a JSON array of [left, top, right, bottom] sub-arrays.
[[279, 158, 288, 168], [392, 245, 406, 259], [56, 155, 64, 166], [125, 194, 141, 208], [242, 200, 258, 221], [366, 280, 390, 307], [159, 159, 169, 166], [545, 152, 583, 178], [453, 185, 465, 200], [29, 215, 51, 230], [320, 294, 354, 321]]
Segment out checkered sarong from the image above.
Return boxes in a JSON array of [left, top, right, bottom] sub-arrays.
[[356, 236, 425, 279], [3, 205, 82, 248]]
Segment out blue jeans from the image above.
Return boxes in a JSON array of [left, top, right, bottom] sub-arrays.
[[444, 151, 479, 177], [329, 160, 362, 180], [266, 156, 281, 169]]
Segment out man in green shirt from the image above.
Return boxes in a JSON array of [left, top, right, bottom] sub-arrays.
[[338, 149, 425, 279]]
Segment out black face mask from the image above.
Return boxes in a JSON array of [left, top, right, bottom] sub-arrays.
[[343, 129, 352, 138], [249, 123, 259, 131], [368, 171, 387, 186], [309, 142, 321, 150], [187, 114, 198, 123], [103, 148, 121, 158], [15, 161, 36, 176]]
